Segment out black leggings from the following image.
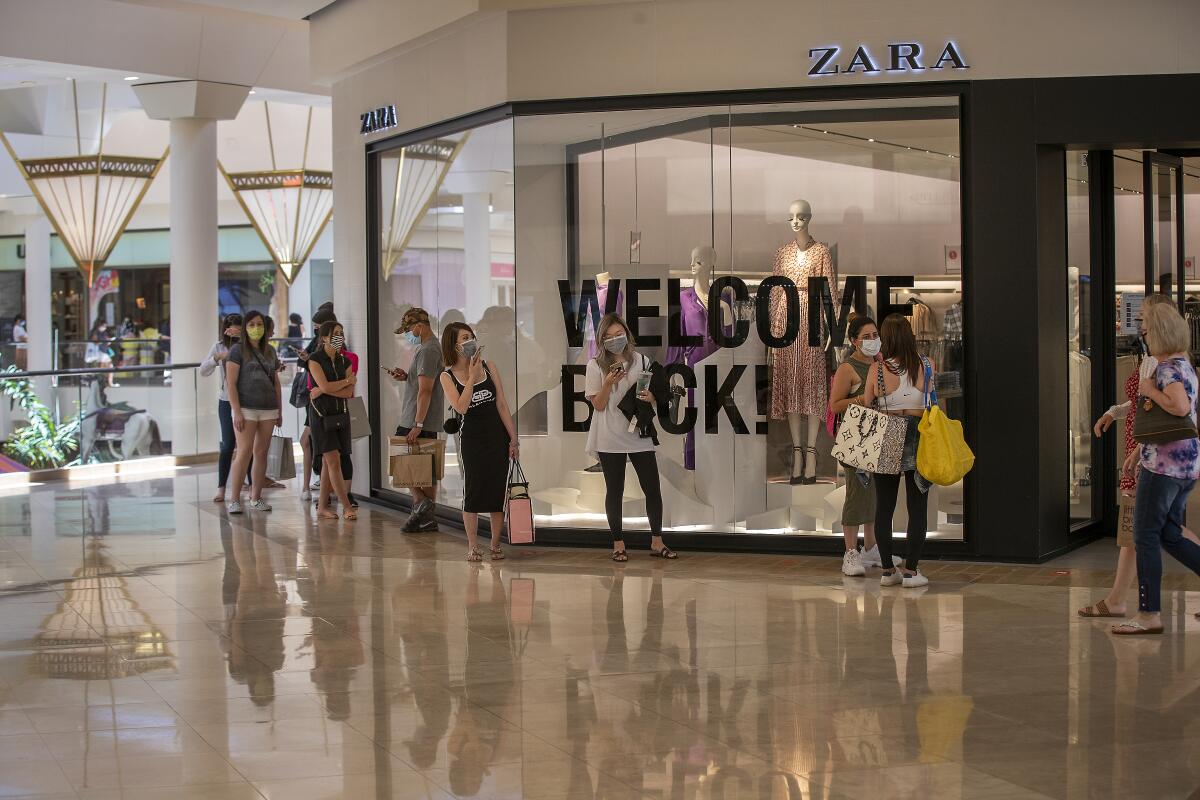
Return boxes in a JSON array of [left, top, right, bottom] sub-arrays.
[[597, 451, 662, 544], [874, 470, 928, 571]]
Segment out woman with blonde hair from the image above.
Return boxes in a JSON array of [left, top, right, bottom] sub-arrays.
[[1083, 293, 1200, 619], [585, 313, 676, 561], [1112, 301, 1200, 635]]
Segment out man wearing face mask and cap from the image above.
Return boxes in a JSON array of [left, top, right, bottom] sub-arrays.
[[388, 307, 444, 532]]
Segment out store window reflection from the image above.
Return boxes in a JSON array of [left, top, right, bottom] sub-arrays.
[[514, 99, 965, 541], [1067, 152, 1095, 525], [375, 121, 516, 510]]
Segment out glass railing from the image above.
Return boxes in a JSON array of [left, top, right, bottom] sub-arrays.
[[0, 360, 309, 471]]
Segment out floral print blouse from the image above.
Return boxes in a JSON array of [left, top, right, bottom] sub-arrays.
[[1139, 357, 1200, 481]]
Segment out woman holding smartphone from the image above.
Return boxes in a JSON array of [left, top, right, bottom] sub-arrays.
[[440, 322, 519, 562], [585, 313, 676, 562]]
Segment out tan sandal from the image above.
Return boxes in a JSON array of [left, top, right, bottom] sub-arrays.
[[490, 546, 505, 561], [1078, 599, 1124, 618], [467, 548, 483, 563], [317, 509, 338, 520]]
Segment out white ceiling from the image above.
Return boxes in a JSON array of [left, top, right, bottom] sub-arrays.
[[171, 0, 335, 19]]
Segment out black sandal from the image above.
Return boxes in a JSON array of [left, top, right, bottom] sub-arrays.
[[611, 550, 628, 562], [649, 546, 678, 559]]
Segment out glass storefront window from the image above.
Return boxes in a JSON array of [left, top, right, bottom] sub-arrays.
[[374, 120, 516, 512], [1066, 152, 1094, 525], [373, 99, 965, 542]]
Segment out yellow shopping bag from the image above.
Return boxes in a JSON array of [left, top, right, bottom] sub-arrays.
[[915, 359, 974, 486], [917, 403, 975, 485]]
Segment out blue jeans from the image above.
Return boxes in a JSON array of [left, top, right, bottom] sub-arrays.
[[1134, 469, 1200, 613], [217, 400, 235, 489]]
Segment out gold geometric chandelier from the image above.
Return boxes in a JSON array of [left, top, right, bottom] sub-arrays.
[[221, 103, 332, 286], [380, 135, 466, 283], [0, 83, 167, 287]]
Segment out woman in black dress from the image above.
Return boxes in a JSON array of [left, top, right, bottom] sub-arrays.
[[439, 322, 519, 562], [307, 320, 357, 521]]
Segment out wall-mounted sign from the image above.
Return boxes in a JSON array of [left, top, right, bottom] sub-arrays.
[[360, 105, 397, 135], [945, 245, 961, 275], [808, 42, 968, 77]]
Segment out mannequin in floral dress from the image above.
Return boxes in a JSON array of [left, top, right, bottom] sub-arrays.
[[769, 199, 838, 484]]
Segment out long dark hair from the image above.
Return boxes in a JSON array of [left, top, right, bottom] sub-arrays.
[[879, 313, 922, 381], [221, 313, 243, 349], [442, 321, 474, 367], [240, 310, 268, 352], [595, 313, 636, 372]]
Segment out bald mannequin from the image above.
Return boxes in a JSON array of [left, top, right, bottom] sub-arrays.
[[788, 199, 814, 249]]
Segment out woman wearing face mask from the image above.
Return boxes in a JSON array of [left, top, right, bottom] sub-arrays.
[[225, 310, 283, 514], [308, 321, 358, 520], [201, 312, 242, 503], [828, 314, 882, 577], [439, 322, 518, 561], [309, 326, 359, 510], [586, 313, 676, 561], [863, 314, 934, 588]]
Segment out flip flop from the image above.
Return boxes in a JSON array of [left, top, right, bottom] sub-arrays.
[[611, 550, 628, 562], [1078, 600, 1124, 618], [649, 546, 679, 559], [1111, 621, 1164, 636]]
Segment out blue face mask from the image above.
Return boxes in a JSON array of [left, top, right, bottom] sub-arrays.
[[402, 331, 420, 346]]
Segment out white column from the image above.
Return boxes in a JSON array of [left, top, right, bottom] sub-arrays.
[[463, 192, 492, 324], [24, 215, 53, 401], [169, 117, 219, 457]]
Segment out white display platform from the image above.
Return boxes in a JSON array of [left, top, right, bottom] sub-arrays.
[[692, 337, 769, 524]]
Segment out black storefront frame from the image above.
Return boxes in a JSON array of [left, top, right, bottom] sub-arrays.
[[363, 74, 1200, 563]]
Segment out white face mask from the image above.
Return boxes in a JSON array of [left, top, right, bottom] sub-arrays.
[[603, 335, 628, 354], [859, 338, 881, 358]]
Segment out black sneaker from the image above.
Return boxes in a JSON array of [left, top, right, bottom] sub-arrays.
[[410, 516, 438, 532], [585, 462, 604, 473]]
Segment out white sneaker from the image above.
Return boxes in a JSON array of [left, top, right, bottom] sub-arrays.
[[880, 570, 903, 587], [310, 478, 321, 490], [860, 545, 882, 568], [226, 501, 243, 514], [248, 499, 272, 512], [902, 571, 929, 588], [300, 490, 311, 501], [841, 549, 865, 577]]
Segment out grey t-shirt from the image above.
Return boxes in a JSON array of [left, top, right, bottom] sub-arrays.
[[228, 343, 280, 410], [399, 336, 444, 430]]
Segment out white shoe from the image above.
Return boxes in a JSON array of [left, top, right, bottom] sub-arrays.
[[880, 570, 903, 587], [300, 490, 311, 501], [902, 571, 929, 588], [860, 545, 882, 568], [310, 478, 321, 490], [248, 499, 272, 512], [841, 549, 865, 577], [226, 501, 243, 514]]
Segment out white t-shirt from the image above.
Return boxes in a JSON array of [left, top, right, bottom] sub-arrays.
[[585, 354, 657, 460], [12, 322, 27, 349]]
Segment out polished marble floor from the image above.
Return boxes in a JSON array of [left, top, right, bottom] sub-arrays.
[[0, 469, 1198, 799]]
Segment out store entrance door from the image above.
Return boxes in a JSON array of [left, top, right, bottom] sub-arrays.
[[1143, 152, 1186, 304]]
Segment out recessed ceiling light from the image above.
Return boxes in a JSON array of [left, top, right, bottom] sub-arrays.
[[249, 90, 256, 95], [124, 76, 139, 81], [868, 138, 875, 143]]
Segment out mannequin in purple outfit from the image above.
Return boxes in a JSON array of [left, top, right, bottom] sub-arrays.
[[667, 246, 732, 470]]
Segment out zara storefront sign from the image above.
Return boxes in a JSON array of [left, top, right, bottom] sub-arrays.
[[808, 41, 968, 76], [360, 105, 397, 135]]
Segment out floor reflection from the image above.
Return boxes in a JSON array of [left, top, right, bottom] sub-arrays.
[[0, 470, 1197, 798]]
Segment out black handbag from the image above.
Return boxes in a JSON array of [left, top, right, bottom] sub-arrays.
[[1133, 396, 1199, 444], [289, 368, 309, 408]]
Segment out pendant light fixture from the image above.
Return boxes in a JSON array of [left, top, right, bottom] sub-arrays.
[[0, 81, 168, 286], [220, 103, 333, 286]]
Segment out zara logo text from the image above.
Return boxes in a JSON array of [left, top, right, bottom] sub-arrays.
[[808, 41, 968, 76]]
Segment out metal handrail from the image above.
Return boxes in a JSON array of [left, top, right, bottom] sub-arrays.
[[0, 363, 203, 379]]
